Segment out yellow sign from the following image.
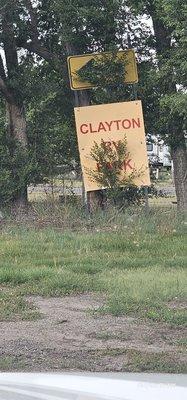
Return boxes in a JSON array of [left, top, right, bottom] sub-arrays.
[[68, 50, 138, 90], [74, 100, 150, 192]]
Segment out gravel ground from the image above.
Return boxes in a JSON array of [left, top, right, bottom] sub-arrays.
[[0, 294, 186, 372]]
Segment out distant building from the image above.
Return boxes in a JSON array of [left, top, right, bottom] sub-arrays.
[[147, 135, 171, 168]]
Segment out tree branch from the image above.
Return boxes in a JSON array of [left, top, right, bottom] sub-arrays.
[[0, 76, 14, 103], [0, 54, 15, 102], [24, 41, 61, 65], [23, 0, 65, 72], [0, 54, 6, 81], [2, 9, 19, 77], [24, 0, 40, 42]]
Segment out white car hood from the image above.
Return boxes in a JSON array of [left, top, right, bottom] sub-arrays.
[[0, 373, 186, 400]]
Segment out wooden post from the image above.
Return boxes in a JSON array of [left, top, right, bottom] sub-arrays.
[[74, 89, 103, 212], [144, 186, 149, 215], [65, 44, 101, 211]]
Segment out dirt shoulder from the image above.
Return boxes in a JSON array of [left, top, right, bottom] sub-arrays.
[[0, 294, 186, 372]]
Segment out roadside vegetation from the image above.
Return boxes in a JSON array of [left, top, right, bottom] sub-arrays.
[[0, 0, 186, 375], [1, 204, 186, 327]]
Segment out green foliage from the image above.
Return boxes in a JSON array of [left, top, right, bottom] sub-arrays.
[[0, 60, 78, 205], [0, 0, 186, 206], [78, 52, 135, 104], [0, 100, 39, 205], [51, 0, 121, 52], [0, 133, 39, 205], [89, 137, 137, 187], [130, 0, 187, 149], [25, 62, 79, 181], [88, 136, 144, 205]]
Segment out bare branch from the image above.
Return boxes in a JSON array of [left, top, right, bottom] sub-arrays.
[[24, 41, 63, 68], [24, 0, 39, 42]]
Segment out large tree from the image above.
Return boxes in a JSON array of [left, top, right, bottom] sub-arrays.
[[0, 0, 128, 204], [130, 0, 187, 210], [0, 2, 28, 204], [0, 0, 186, 209], [0, 0, 73, 205]]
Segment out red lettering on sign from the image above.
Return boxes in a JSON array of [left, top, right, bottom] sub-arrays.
[[97, 159, 133, 172], [80, 124, 89, 134], [106, 162, 113, 170], [98, 122, 107, 132], [112, 141, 119, 150], [132, 118, 141, 128], [105, 121, 113, 131], [122, 119, 131, 129], [123, 159, 133, 170], [97, 162, 113, 171], [103, 141, 112, 149], [113, 120, 121, 130], [103, 141, 122, 151], [80, 118, 141, 134], [97, 163, 101, 172], [89, 123, 97, 133]]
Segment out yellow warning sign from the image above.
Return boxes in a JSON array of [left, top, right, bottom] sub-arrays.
[[74, 100, 150, 192], [68, 50, 138, 90]]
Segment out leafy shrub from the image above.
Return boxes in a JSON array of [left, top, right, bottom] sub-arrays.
[[87, 137, 144, 206]]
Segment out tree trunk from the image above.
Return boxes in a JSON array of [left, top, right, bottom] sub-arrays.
[[6, 101, 28, 207], [1, 8, 28, 207], [6, 102, 27, 147], [171, 145, 187, 211]]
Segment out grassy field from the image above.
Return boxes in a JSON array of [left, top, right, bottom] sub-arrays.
[[0, 204, 186, 326]]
